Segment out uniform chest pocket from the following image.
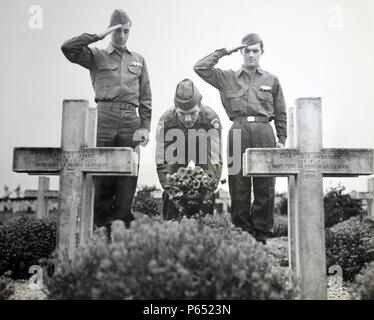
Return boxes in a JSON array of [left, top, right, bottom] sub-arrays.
[[226, 89, 246, 112], [97, 62, 118, 71], [256, 89, 273, 102], [127, 65, 142, 76], [95, 62, 118, 84], [226, 89, 245, 98]]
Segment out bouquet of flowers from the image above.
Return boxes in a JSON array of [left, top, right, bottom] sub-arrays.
[[164, 161, 217, 217]]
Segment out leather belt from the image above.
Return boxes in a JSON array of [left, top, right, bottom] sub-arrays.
[[234, 116, 270, 123], [97, 101, 136, 110]]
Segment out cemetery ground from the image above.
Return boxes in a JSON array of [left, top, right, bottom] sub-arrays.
[[3, 97, 373, 300], [0, 239, 352, 300], [1, 185, 373, 300]]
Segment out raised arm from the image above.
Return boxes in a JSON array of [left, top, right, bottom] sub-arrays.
[[193, 45, 245, 89], [61, 24, 122, 69]]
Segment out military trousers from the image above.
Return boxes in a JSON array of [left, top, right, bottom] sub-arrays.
[[228, 121, 276, 234], [94, 104, 141, 228]]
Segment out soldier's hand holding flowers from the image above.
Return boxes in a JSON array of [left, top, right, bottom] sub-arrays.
[[164, 165, 217, 217]]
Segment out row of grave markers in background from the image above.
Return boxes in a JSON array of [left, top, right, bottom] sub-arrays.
[[29, 173, 374, 221], [13, 98, 374, 299]]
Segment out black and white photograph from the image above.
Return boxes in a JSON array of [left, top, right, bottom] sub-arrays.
[[0, 0, 374, 306]]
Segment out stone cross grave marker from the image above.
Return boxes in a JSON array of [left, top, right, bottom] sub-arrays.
[[243, 97, 374, 299], [78, 106, 98, 245], [351, 177, 374, 219], [13, 100, 139, 258], [286, 107, 297, 285], [24, 176, 57, 219]]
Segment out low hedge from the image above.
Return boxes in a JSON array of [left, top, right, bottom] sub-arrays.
[[0, 217, 56, 279], [326, 217, 374, 282], [352, 261, 374, 300], [46, 214, 295, 300]]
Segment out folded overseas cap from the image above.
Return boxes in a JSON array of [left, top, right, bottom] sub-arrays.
[[109, 9, 132, 28], [241, 33, 263, 46], [174, 79, 202, 111]]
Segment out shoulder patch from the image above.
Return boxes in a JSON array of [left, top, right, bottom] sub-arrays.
[[211, 119, 221, 130]]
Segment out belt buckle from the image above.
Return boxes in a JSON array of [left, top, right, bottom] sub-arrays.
[[247, 116, 255, 122]]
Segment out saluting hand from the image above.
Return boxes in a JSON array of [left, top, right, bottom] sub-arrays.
[[96, 24, 122, 40], [224, 45, 246, 55]]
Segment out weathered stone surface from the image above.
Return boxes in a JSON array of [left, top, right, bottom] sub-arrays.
[[243, 97, 374, 299], [351, 177, 374, 219], [12, 100, 139, 258], [36, 176, 50, 219], [244, 149, 373, 177], [13, 148, 61, 174], [287, 107, 297, 285], [368, 178, 374, 219], [80, 108, 97, 244], [13, 148, 137, 175]]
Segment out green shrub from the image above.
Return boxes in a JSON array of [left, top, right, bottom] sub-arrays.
[[324, 185, 363, 228], [352, 261, 374, 300], [46, 214, 295, 300], [132, 185, 161, 217], [0, 217, 57, 279], [0, 271, 14, 300], [326, 217, 374, 282], [274, 186, 363, 228]]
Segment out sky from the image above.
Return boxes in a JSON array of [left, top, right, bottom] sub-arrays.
[[0, 0, 374, 196]]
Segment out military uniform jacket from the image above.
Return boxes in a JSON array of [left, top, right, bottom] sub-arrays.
[[61, 33, 152, 130], [194, 48, 287, 144], [156, 105, 223, 189]]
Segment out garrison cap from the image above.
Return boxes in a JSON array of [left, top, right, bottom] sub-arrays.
[[109, 9, 132, 29], [174, 79, 202, 111], [241, 33, 263, 48]]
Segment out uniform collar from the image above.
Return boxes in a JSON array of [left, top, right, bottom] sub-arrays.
[[106, 43, 132, 55], [236, 66, 264, 77]]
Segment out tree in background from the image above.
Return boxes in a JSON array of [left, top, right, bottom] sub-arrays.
[[14, 185, 22, 198], [2, 186, 11, 199], [324, 184, 364, 228], [273, 184, 364, 233]]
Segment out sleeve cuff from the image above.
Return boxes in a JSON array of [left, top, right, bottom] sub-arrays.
[[278, 137, 286, 145], [215, 48, 229, 57], [81, 33, 101, 42], [141, 120, 151, 131]]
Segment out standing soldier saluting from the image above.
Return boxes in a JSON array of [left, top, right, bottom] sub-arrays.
[[61, 9, 152, 229], [194, 33, 287, 244]]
